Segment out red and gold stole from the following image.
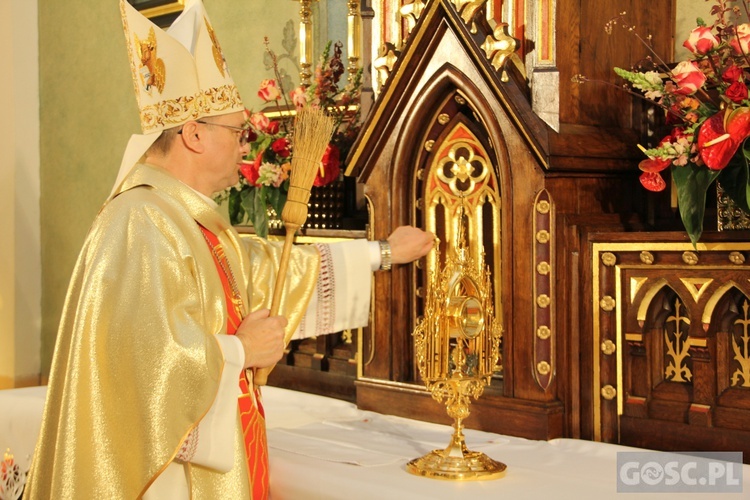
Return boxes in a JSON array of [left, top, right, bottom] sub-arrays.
[[200, 225, 269, 500]]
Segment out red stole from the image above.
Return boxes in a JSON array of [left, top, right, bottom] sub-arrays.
[[200, 225, 269, 500]]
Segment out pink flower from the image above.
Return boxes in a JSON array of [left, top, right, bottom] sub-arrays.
[[730, 23, 750, 55], [249, 112, 270, 132], [290, 87, 307, 108], [683, 26, 719, 55], [257, 78, 281, 102], [671, 61, 707, 95]]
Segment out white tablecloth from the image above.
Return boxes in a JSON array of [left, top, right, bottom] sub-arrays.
[[2, 385, 749, 499]]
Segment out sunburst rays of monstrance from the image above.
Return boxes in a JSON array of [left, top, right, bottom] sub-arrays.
[[407, 219, 505, 480]]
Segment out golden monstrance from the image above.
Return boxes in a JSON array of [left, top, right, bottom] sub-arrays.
[[407, 220, 505, 480]]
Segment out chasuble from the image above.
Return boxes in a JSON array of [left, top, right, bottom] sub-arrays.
[[25, 163, 373, 499]]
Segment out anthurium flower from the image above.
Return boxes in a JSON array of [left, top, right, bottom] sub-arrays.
[[698, 113, 739, 170], [696, 107, 750, 170], [257, 78, 281, 102], [671, 61, 707, 95], [240, 155, 262, 186], [683, 26, 719, 55], [730, 23, 750, 55], [314, 144, 340, 187], [639, 171, 667, 192]]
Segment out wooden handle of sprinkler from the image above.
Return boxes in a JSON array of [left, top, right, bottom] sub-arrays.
[[253, 225, 298, 386]]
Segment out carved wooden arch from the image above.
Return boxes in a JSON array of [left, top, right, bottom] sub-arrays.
[[704, 281, 750, 327], [390, 62, 514, 214]]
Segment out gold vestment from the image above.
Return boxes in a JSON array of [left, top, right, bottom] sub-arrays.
[[25, 163, 318, 499]]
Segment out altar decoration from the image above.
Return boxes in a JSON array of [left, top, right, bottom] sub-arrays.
[[408, 216, 505, 480], [219, 40, 362, 238], [0, 450, 25, 500], [574, 2, 750, 245]]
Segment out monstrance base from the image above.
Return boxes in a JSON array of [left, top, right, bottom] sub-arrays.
[[406, 449, 507, 481]]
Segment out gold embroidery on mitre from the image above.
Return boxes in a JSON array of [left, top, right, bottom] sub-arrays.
[[139, 84, 243, 132], [134, 27, 166, 94], [205, 17, 228, 77]]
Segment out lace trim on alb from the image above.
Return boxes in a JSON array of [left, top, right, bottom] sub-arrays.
[[176, 426, 199, 462], [314, 243, 335, 335]]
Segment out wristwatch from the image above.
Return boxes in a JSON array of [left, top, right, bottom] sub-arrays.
[[378, 240, 392, 271]]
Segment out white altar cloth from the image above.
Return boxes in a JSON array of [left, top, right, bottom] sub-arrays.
[[2, 385, 748, 499]]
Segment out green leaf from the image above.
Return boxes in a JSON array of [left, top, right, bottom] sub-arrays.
[[240, 188, 256, 221], [253, 188, 269, 238], [672, 163, 721, 246], [266, 186, 286, 219], [227, 188, 243, 225], [717, 140, 750, 213]]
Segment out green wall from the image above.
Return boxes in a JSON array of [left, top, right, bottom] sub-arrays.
[[38, 0, 304, 374]]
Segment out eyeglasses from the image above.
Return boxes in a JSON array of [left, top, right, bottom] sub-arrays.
[[179, 119, 252, 146]]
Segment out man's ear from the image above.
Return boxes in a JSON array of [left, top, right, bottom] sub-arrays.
[[179, 121, 206, 153]]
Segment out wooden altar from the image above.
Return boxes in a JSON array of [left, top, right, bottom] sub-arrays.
[[266, 0, 750, 461]]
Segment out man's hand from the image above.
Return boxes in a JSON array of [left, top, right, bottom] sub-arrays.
[[234, 308, 287, 370], [387, 226, 435, 265]]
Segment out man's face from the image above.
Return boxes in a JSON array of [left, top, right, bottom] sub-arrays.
[[200, 111, 250, 194]]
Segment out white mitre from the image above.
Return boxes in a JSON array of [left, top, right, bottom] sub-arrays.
[[113, 0, 244, 196]]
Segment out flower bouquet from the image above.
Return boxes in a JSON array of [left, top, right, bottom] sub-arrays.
[[578, 1, 750, 245], [220, 40, 362, 237]]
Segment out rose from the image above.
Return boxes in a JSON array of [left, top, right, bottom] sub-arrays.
[[671, 61, 707, 96], [290, 87, 307, 108], [314, 144, 340, 187], [725, 81, 748, 103], [249, 112, 270, 132], [683, 26, 719, 55], [258, 78, 281, 102], [722, 65, 744, 84], [730, 23, 750, 55], [271, 137, 290, 158], [266, 120, 280, 135]]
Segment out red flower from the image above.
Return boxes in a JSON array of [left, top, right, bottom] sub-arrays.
[[266, 120, 280, 135], [240, 151, 263, 186], [722, 65, 743, 84], [239, 162, 260, 186], [271, 137, 290, 158], [725, 81, 748, 103], [313, 144, 340, 187], [697, 113, 736, 170], [638, 156, 672, 173], [639, 171, 667, 192]]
